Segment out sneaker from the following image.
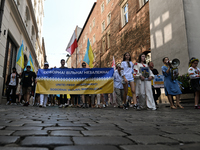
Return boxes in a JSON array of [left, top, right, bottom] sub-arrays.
[[13, 103, 17, 105], [59, 104, 63, 108], [133, 104, 138, 109], [82, 104, 85, 108], [64, 103, 69, 108], [195, 106, 200, 109], [39, 105, 43, 108], [136, 106, 141, 111], [123, 104, 128, 110], [43, 105, 46, 108], [103, 104, 106, 108], [48, 104, 51, 106], [152, 108, 157, 111], [23, 102, 29, 106], [6, 101, 10, 105]]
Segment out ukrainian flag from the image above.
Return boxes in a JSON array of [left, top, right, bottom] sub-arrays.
[[83, 39, 94, 68], [25, 53, 35, 72], [16, 41, 24, 69]]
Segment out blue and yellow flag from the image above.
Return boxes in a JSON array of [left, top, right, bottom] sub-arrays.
[[83, 39, 94, 68], [16, 41, 24, 69], [25, 53, 35, 72], [29, 53, 35, 72]]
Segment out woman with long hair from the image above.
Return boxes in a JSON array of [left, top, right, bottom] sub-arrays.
[[134, 53, 156, 110], [121, 52, 137, 110], [162, 57, 183, 109], [188, 57, 200, 109]]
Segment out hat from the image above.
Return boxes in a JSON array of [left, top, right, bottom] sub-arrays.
[[116, 63, 121, 68], [26, 65, 31, 67], [44, 62, 49, 66], [189, 57, 199, 67]]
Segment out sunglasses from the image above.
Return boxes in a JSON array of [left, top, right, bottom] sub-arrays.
[[82, 65, 86, 67]]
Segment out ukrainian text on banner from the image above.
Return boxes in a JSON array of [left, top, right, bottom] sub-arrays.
[[36, 68, 114, 94]]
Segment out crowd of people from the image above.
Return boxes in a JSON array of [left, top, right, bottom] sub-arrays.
[[5, 52, 200, 110]]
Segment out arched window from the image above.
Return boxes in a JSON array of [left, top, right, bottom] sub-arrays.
[[25, 6, 30, 27]]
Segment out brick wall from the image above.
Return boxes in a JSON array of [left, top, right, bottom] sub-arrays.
[[73, 0, 150, 68]]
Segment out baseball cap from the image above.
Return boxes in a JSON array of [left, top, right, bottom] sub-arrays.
[[44, 62, 49, 66]]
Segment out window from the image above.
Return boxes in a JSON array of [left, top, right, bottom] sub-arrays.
[[107, 0, 111, 4], [93, 18, 95, 27], [139, 0, 149, 8], [121, 2, 128, 27], [107, 32, 110, 49], [89, 24, 92, 33], [101, 2, 104, 13], [102, 21, 105, 32], [93, 34, 96, 44], [107, 13, 111, 25], [14, 0, 20, 6], [102, 37, 106, 53], [25, 6, 30, 27]]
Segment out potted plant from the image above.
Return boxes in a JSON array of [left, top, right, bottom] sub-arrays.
[[177, 73, 193, 94]]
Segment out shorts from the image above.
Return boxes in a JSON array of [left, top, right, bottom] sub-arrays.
[[16, 85, 23, 95], [22, 87, 32, 95], [122, 79, 134, 84]]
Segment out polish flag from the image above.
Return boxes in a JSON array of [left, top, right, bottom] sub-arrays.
[[112, 56, 116, 70], [66, 31, 78, 55]]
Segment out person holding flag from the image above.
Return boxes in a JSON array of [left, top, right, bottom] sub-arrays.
[[20, 53, 36, 106]]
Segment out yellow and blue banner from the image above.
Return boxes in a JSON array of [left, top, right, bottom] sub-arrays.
[[83, 39, 94, 68], [16, 41, 24, 69], [36, 68, 114, 94]]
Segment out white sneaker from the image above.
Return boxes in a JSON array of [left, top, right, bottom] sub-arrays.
[[13, 103, 17, 105], [43, 105, 46, 108], [59, 104, 63, 108], [103, 104, 106, 108], [48, 104, 51, 106], [6, 101, 10, 105]]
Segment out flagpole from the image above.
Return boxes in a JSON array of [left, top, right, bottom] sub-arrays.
[[76, 48, 77, 68]]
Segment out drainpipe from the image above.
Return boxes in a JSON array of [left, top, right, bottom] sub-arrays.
[[0, 0, 6, 37]]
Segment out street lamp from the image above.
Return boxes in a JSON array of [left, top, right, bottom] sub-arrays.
[[66, 54, 71, 63]]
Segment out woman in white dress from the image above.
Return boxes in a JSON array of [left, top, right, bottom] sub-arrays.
[[134, 53, 156, 110], [188, 57, 200, 109], [121, 52, 137, 110]]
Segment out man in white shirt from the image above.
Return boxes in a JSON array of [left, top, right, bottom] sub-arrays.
[[114, 63, 124, 108]]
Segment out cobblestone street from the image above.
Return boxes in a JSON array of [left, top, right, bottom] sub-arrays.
[[0, 104, 200, 150]]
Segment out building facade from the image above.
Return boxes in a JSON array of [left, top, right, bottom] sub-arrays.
[[73, 0, 150, 68], [150, 0, 200, 74], [0, 0, 46, 103]]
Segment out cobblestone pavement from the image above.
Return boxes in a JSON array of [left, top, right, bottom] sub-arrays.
[[0, 104, 200, 150]]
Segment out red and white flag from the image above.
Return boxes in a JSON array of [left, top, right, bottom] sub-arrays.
[[66, 31, 78, 55], [112, 56, 116, 70]]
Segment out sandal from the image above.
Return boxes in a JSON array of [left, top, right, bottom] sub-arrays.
[[170, 105, 177, 109], [176, 104, 184, 109]]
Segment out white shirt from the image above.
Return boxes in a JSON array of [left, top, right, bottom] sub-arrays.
[[188, 67, 200, 79], [9, 73, 17, 86], [114, 70, 124, 89], [121, 61, 134, 81]]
